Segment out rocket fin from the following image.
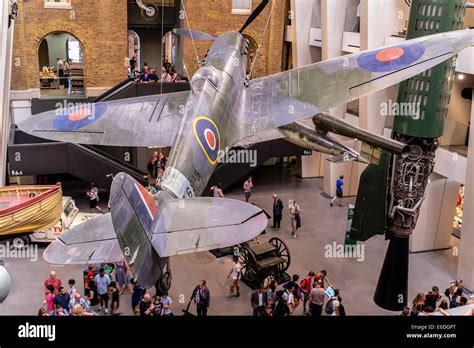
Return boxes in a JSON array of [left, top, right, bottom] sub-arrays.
[[350, 150, 391, 241]]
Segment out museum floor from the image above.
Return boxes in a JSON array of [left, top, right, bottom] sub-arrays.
[[0, 165, 461, 315]]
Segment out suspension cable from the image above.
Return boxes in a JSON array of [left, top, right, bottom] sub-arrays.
[[248, 0, 274, 78], [160, 0, 164, 96], [181, 0, 200, 66]]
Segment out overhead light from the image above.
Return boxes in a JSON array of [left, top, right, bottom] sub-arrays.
[[458, 74, 465, 80]]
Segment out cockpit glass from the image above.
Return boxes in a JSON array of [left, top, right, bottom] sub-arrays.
[[191, 67, 221, 90]]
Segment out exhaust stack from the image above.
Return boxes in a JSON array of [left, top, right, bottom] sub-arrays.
[[312, 113, 410, 157]]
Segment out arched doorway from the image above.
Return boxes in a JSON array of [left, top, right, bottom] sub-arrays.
[[38, 32, 85, 97], [128, 30, 141, 75]]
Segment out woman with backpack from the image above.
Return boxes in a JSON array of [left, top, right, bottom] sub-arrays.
[[325, 289, 345, 316], [411, 292, 425, 316], [450, 288, 464, 308]]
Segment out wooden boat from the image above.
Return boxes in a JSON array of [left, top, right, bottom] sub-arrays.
[[0, 183, 63, 236]]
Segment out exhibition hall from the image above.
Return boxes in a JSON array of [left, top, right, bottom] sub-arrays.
[[0, 0, 473, 344]]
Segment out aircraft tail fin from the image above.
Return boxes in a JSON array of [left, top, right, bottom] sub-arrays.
[[110, 173, 269, 288], [110, 173, 167, 289]]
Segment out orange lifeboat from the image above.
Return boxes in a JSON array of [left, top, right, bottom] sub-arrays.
[[0, 183, 63, 236]]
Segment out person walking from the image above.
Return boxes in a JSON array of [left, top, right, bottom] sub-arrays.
[[330, 175, 344, 207], [94, 267, 111, 314], [228, 256, 241, 298], [272, 194, 283, 229], [191, 280, 211, 316], [108, 281, 120, 315], [87, 183, 102, 213], [288, 200, 301, 237], [131, 278, 144, 316], [243, 177, 254, 202], [250, 283, 268, 316], [114, 258, 129, 295]]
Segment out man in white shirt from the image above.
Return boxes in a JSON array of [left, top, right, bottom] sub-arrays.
[[228, 256, 241, 298], [94, 268, 111, 314]]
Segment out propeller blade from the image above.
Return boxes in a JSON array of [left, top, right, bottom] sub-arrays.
[[239, 0, 270, 33], [173, 28, 216, 41]]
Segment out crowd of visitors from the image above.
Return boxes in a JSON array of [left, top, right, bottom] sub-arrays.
[[129, 56, 187, 85], [247, 269, 343, 317], [39, 262, 176, 317], [403, 281, 474, 316], [38, 263, 473, 317], [146, 151, 168, 193]]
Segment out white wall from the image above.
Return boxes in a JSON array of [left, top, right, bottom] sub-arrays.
[[410, 173, 459, 252]]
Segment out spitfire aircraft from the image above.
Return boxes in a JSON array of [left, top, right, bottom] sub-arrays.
[[18, 1, 474, 292]]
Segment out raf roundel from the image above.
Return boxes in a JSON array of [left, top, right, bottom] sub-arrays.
[[193, 116, 221, 165], [53, 103, 107, 131], [357, 43, 426, 73]]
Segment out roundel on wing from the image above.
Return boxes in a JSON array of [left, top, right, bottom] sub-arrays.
[[193, 116, 221, 165], [53, 103, 107, 131], [357, 43, 426, 73]]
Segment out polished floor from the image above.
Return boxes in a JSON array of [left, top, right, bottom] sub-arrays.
[[0, 165, 461, 315]]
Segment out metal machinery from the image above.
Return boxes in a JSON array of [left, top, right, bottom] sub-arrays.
[[350, 0, 468, 311], [238, 237, 290, 289]]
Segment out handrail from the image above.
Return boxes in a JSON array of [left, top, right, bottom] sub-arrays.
[[92, 78, 136, 103]]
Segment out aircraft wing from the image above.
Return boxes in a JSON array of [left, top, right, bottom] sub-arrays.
[[152, 197, 268, 257], [237, 29, 473, 143], [42, 214, 123, 264], [17, 92, 189, 147]]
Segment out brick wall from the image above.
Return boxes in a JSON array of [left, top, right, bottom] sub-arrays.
[[11, 0, 128, 91], [181, 0, 287, 78]]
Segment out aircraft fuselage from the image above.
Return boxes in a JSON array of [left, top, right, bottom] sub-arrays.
[[162, 32, 249, 199]]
